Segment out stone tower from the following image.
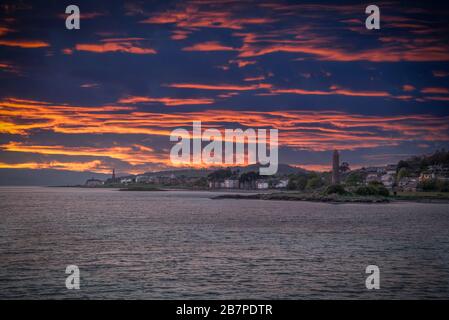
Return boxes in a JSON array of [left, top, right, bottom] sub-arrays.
[[332, 150, 340, 185]]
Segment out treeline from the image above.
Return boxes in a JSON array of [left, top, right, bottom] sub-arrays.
[[287, 172, 390, 196], [287, 172, 328, 191], [397, 149, 449, 172]]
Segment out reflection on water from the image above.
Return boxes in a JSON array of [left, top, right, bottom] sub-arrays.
[[0, 187, 449, 299]]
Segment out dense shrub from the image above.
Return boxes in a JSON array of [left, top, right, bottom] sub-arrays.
[[376, 186, 390, 197], [418, 179, 449, 192], [306, 176, 323, 190], [345, 172, 364, 186], [287, 175, 307, 191], [324, 184, 348, 195], [355, 185, 389, 197], [355, 186, 376, 196]]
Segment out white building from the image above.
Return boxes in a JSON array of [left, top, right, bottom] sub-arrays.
[[366, 173, 381, 184], [381, 172, 395, 189], [256, 180, 269, 189], [224, 179, 240, 189], [135, 175, 150, 183], [85, 178, 103, 187], [120, 178, 134, 184], [275, 179, 289, 188], [398, 177, 418, 192]]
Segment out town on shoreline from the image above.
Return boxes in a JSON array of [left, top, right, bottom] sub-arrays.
[[79, 149, 449, 203]]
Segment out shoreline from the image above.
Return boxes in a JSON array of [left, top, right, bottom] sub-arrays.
[[211, 192, 449, 204], [29, 185, 449, 204]]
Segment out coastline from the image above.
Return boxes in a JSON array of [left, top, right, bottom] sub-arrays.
[[211, 191, 449, 204], [38, 185, 449, 204]]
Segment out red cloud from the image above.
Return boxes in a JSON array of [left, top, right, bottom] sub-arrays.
[[118, 96, 214, 106], [421, 87, 449, 94], [167, 83, 272, 91], [272, 86, 391, 97], [0, 39, 50, 48], [140, 4, 274, 30], [183, 41, 237, 51], [75, 42, 156, 54], [402, 85, 415, 92], [2, 97, 449, 171]]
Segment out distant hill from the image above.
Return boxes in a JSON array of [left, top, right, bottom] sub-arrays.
[[398, 149, 449, 173], [0, 164, 307, 186], [143, 168, 213, 178], [231, 163, 307, 175], [0, 169, 110, 186], [143, 164, 306, 178]]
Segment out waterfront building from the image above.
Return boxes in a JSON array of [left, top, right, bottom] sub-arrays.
[[85, 178, 103, 187], [366, 173, 381, 184], [274, 179, 289, 188], [135, 175, 150, 183], [224, 179, 240, 189], [256, 180, 269, 189], [381, 173, 395, 189], [398, 177, 418, 192]]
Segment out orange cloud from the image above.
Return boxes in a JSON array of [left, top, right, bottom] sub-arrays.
[[291, 164, 331, 172], [272, 86, 391, 98], [74, 39, 156, 54], [0, 61, 20, 74], [167, 83, 272, 91], [118, 96, 215, 106], [183, 41, 237, 51], [0, 39, 50, 48], [140, 4, 274, 30], [229, 59, 257, 68], [421, 87, 449, 94], [0, 160, 108, 173], [0, 141, 170, 167], [402, 84, 415, 92], [0, 26, 13, 36], [238, 41, 449, 62], [244, 75, 265, 81], [2, 97, 449, 172]]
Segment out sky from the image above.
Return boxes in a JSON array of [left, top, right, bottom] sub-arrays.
[[1, 0, 449, 175]]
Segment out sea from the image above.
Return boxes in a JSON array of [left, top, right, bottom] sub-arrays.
[[0, 187, 448, 299]]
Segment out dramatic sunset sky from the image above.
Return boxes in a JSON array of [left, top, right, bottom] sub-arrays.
[[1, 0, 449, 175]]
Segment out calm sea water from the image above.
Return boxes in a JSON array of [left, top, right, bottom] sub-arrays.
[[0, 186, 448, 299]]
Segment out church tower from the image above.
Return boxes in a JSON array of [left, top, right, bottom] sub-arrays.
[[332, 150, 340, 185]]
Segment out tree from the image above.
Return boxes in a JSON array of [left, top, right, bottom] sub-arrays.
[[287, 175, 307, 191], [355, 185, 389, 197], [397, 167, 409, 180], [397, 160, 410, 171], [239, 171, 260, 183], [193, 177, 208, 188], [296, 175, 308, 190], [345, 172, 364, 186], [324, 184, 347, 195], [306, 176, 323, 190], [287, 179, 297, 190], [340, 162, 350, 173], [207, 169, 232, 181]]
